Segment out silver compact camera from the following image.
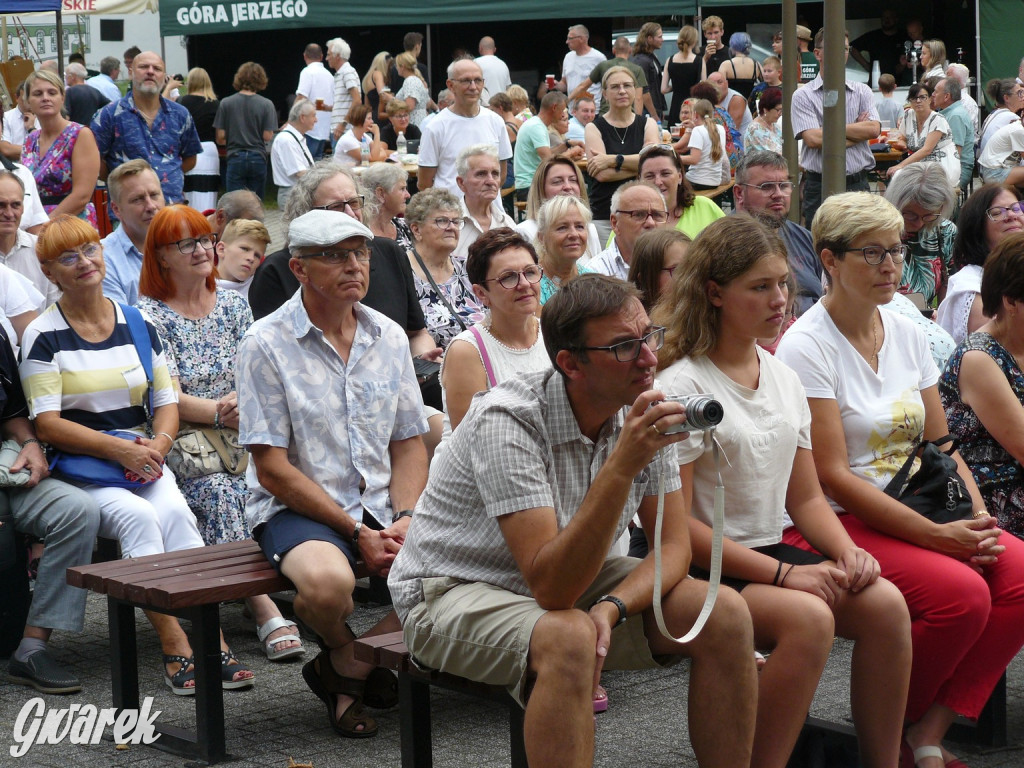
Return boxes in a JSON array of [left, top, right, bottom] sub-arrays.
[[660, 394, 724, 434]]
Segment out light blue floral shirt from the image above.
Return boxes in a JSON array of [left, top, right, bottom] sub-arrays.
[[237, 289, 428, 530]]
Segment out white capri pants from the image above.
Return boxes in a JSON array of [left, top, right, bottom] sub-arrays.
[[86, 468, 204, 558]]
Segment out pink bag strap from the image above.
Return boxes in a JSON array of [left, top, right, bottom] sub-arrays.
[[469, 326, 497, 389]]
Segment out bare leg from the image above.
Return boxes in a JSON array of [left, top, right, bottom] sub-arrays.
[[523, 610, 596, 768], [833, 578, 910, 768], [903, 704, 957, 768], [281, 540, 367, 723], [742, 585, 835, 768], [645, 580, 757, 768]]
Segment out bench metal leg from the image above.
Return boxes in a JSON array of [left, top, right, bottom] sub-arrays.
[[108, 597, 139, 711], [399, 672, 433, 768], [186, 602, 227, 765], [508, 703, 527, 768]]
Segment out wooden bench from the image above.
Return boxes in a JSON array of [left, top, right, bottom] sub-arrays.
[[353, 631, 527, 768], [693, 179, 734, 207], [67, 539, 297, 765]]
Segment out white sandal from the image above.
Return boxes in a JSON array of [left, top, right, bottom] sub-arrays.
[[256, 616, 306, 661]]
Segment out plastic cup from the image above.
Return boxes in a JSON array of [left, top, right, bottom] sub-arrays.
[[545, 74, 555, 89]]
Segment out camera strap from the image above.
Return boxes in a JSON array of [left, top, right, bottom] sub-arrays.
[[652, 429, 724, 644]]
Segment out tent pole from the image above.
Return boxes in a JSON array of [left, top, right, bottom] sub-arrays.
[[782, 0, 798, 222], [426, 24, 432, 99], [822, 0, 846, 204], [974, 0, 981, 101], [56, 11, 64, 81], [2, 18, 6, 61]]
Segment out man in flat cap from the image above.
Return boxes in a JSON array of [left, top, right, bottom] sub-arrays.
[[236, 209, 429, 738]]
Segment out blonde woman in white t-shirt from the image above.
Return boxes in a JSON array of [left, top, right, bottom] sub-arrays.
[[651, 215, 910, 768]]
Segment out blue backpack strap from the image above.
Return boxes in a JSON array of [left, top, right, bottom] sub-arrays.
[[119, 303, 154, 417]]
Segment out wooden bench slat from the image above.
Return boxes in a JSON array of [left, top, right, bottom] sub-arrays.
[[146, 572, 294, 610], [352, 631, 406, 665], [108, 552, 276, 595], [123, 560, 285, 603], [68, 540, 260, 588]]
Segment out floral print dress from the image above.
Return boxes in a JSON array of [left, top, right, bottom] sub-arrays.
[[940, 331, 1024, 536], [411, 255, 483, 349], [138, 290, 253, 545], [22, 122, 97, 228]]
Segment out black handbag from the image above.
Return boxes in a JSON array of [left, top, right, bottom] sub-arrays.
[[883, 434, 974, 524]]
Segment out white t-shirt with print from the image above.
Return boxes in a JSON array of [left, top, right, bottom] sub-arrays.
[[685, 123, 728, 187], [775, 301, 939, 514]]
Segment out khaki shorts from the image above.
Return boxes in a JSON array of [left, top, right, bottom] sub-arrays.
[[402, 556, 677, 707]]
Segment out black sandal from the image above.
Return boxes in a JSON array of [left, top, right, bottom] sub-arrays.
[[301, 650, 378, 738], [163, 654, 196, 696]]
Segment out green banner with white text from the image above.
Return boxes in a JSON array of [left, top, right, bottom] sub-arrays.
[[158, 0, 697, 36]]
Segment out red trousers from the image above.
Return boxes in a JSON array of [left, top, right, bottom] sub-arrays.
[[784, 516, 1024, 721]]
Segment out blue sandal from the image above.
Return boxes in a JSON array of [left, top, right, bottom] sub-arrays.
[[163, 654, 195, 696], [221, 649, 255, 690]]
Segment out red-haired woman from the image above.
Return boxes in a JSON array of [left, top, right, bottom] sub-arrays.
[[138, 205, 304, 661], [19, 214, 255, 695]]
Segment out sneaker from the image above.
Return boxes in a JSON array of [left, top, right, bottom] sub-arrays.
[[8, 649, 82, 694]]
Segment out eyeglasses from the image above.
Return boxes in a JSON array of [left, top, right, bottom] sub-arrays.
[[902, 210, 940, 224], [910, 95, 929, 102], [639, 143, 677, 157], [452, 78, 484, 87], [606, 82, 635, 92], [580, 326, 666, 363], [50, 242, 101, 266], [482, 265, 544, 289], [300, 246, 371, 265], [431, 216, 464, 230], [739, 181, 794, 195], [844, 244, 908, 265], [163, 234, 217, 254], [313, 196, 365, 213], [986, 202, 1024, 221], [615, 208, 669, 223]]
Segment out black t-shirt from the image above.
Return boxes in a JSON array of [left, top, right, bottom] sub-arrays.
[[704, 46, 731, 76], [179, 95, 221, 143], [851, 28, 906, 79], [380, 123, 422, 151], [65, 85, 110, 128], [248, 237, 426, 333], [0, 327, 27, 421]]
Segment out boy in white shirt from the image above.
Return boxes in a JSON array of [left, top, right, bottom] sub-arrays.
[[215, 219, 271, 303]]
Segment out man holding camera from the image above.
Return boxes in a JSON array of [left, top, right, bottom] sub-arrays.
[[389, 273, 757, 768]]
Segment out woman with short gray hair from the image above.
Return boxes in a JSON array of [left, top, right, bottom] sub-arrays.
[[884, 162, 957, 303], [360, 163, 412, 249], [405, 188, 482, 348]]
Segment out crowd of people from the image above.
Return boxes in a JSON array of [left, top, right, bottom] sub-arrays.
[[4, 14, 1024, 768]]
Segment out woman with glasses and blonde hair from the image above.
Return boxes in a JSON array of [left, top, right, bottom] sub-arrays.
[[888, 82, 959, 186], [585, 65, 658, 243], [776, 192, 1024, 768], [516, 156, 600, 261], [405, 188, 482, 349], [637, 144, 724, 238], [137, 205, 303, 662], [19, 214, 255, 695], [654, 214, 909, 768], [533, 194, 594, 306], [678, 98, 729, 190], [179, 68, 220, 212]]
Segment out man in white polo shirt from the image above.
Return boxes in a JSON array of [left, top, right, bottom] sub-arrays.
[[295, 43, 335, 160]]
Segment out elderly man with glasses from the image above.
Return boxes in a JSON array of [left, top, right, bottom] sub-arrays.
[[417, 59, 512, 195], [733, 150, 822, 315], [238, 208, 429, 739], [590, 182, 668, 280]]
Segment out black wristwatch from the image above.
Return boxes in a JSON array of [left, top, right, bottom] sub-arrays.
[[393, 509, 414, 523], [614, 154, 624, 172], [351, 521, 362, 546], [592, 595, 627, 627]]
